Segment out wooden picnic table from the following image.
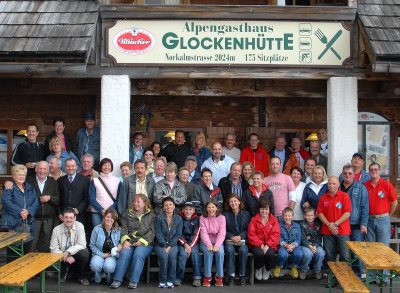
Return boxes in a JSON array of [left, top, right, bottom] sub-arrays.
[[0, 232, 30, 256]]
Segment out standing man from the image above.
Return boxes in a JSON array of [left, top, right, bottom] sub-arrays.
[[184, 156, 201, 184], [76, 112, 100, 169], [263, 157, 296, 218], [302, 157, 316, 184], [129, 132, 145, 165], [240, 133, 270, 176], [163, 130, 191, 168], [309, 140, 328, 171], [201, 141, 235, 186], [268, 135, 299, 175], [365, 162, 398, 246], [351, 152, 371, 184], [317, 128, 328, 158], [289, 137, 309, 170], [218, 162, 249, 202], [222, 133, 241, 162], [79, 154, 99, 179], [11, 124, 47, 176]]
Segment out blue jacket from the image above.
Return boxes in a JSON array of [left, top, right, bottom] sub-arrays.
[[155, 212, 183, 248], [192, 147, 212, 173], [300, 182, 328, 210], [1, 181, 39, 231], [178, 211, 200, 247], [89, 224, 121, 257], [339, 169, 371, 185], [340, 180, 369, 226], [129, 144, 144, 165], [279, 220, 302, 248], [76, 127, 100, 166], [224, 209, 251, 242]]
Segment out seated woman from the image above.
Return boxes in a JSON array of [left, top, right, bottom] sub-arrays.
[[110, 194, 155, 290], [224, 194, 250, 286], [46, 137, 81, 173], [243, 171, 275, 217], [154, 197, 183, 288], [90, 208, 121, 284], [301, 165, 328, 210], [200, 200, 226, 287], [248, 200, 279, 281]]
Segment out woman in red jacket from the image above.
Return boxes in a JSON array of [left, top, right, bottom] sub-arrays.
[[248, 200, 280, 282]]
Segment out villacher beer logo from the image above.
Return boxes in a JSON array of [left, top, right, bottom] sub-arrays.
[[112, 28, 155, 55]]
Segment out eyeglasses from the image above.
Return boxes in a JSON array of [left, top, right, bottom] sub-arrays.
[[369, 168, 380, 171]]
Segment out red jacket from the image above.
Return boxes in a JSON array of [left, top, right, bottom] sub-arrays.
[[240, 145, 270, 176], [248, 213, 280, 251]]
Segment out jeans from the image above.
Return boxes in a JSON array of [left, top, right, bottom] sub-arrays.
[[113, 245, 153, 284], [154, 245, 179, 284], [200, 243, 224, 278], [365, 216, 391, 246], [224, 243, 248, 276], [91, 213, 103, 227], [301, 246, 325, 273], [250, 246, 277, 270], [90, 255, 117, 283], [350, 225, 365, 276], [323, 235, 349, 262], [277, 246, 304, 268], [176, 245, 201, 282]]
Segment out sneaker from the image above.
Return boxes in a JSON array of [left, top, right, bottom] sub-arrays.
[[315, 272, 322, 280], [202, 277, 211, 287], [128, 282, 137, 289], [227, 276, 235, 286], [215, 276, 223, 287], [255, 268, 263, 280], [159, 283, 166, 288], [273, 266, 281, 278], [110, 281, 122, 289], [290, 267, 299, 279], [78, 278, 89, 286], [299, 271, 306, 280], [166, 282, 174, 289], [174, 281, 181, 287], [262, 267, 271, 280], [239, 276, 246, 286], [192, 279, 201, 287]]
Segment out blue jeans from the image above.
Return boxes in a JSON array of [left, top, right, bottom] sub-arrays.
[[154, 245, 178, 284], [224, 243, 248, 276], [365, 216, 391, 246], [92, 213, 102, 227], [200, 243, 224, 278], [177, 245, 201, 282], [90, 255, 117, 283], [278, 246, 303, 268], [301, 246, 325, 273], [323, 235, 349, 262], [113, 245, 153, 284], [350, 225, 365, 276]]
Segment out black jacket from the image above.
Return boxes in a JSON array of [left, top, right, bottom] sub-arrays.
[[224, 209, 251, 242], [162, 142, 192, 169], [242, 185, 275, 217], [218, 175, 250, 203], [44, 131, 74, 157], [27, 176, 60, 219], [11, 139, 46, 176]]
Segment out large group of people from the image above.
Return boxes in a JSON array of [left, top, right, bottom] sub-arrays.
[[2, 122, 398, 289]]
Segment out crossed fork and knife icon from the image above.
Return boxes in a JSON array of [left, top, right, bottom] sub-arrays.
[[314, 28, 342, 60]]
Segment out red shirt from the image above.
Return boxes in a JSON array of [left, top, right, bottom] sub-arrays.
[[317, 190, 352, 236], [364, 178, 397, 215], [354, 172, 361, 182]]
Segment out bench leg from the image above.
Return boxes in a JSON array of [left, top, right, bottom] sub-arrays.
[[249, 256, 254, 285], [146, 257, 150, 284], [327, 270, 333, 293], [40, 271, 46, 293]]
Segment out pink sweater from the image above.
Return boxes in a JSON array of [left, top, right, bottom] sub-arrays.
[[93, 173, 120, 209], [200, 215, 226, 248]]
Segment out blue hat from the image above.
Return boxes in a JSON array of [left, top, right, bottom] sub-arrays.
[[352, 152, 365, 160], [84, 112, 95, 120]]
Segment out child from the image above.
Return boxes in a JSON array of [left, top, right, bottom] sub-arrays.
[[300, 207, 326, 280], [274, 207, 304, 279], [176, 201, 202, 287]]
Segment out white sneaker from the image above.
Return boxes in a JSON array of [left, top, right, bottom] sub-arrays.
[[262, 267, 271, 280], [255, 268, 263, 281]]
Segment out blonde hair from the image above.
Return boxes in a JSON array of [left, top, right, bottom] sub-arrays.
[[165, 162, 178, 174], [49, 137, 64, 152], [11, 164, 27, 176], [312, 165, 328, 181], [195, 131, 207, 148]]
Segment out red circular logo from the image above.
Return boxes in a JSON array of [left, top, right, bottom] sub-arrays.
[[113, 28, 155, 55]]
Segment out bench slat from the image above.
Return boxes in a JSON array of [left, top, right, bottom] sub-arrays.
[[328, 261, 369, 293]]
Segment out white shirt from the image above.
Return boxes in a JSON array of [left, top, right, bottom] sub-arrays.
[[36, 176, 47, 194]]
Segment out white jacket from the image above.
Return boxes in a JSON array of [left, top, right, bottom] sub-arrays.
[[50, 221, 86, 255]]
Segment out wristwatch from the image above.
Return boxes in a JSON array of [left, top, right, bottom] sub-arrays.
[[333, 222, 338, 227]]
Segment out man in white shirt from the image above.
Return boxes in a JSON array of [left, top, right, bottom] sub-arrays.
[[222, 133, 241, 162]]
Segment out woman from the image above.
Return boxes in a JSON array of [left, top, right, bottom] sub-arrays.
[[241, 162, 254, 185], [150, 141, 163, 159], [290, 167, 307, 222], [89, 158, 121, 226], [110, 194, 155, 289], [90, 208, 121, 284], [119, 161, 132, 182], [200, 200, 226, 287], [224, 194, 250, 286], [153, 162, 187, 214], [1, 165, 39, 239], [191, 132, 211, 173], [154, 197, 183, 288], [178, 166, 196, 201], [46, 137, 81, 173], [242, 171, 275, 217], [301, 165, 328, 210], [143, 149, 155, 174], [248, 200, 280, 281], [44, 117, 73, 155]]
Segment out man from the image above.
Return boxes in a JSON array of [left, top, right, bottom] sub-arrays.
[[76, 112, 100, 169], [263, 156, 296, 218], [129, 132, 144, 165], [365, 162, 398, 246], [351, 152, 371, 184], [11, 124, 46, 176], [309, 140, 328, 171], [268, 135, 299, 175], [201, 141, 235, 186], [302, 157, 316, 184], [79, 153, 99, 179], [317, 176, 351, 265], [48, 156, 65, 180], [50, 207, 90, 286], [289, 137, 309, 170], [150, 157, 166, 183], [240, 133, 270, 176], [184, 156, 201, 184], [222, 133, 241, 162], [163, 130, 191, 168], [340, 164, 369, 277], [317, 128, 328, 158], [218, 162, 249, 202], [117, 159, 155, 215], [58, 158, 90, 225]]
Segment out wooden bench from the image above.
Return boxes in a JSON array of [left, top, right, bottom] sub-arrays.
[[0, 252, 63, 293], [327, 261, 369, 293]]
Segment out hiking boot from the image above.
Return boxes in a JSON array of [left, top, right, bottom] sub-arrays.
[[215, 276, 224, 287], [202, 277, 211, 287], [273, 266, 281, 278], [239, 276, 246, 285], [290, 267, 299, 279], [255, 268, 263, 280]]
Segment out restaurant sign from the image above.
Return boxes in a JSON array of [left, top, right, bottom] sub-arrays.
[[106, 20, 350, 66]]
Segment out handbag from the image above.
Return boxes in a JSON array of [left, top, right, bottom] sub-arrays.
[[13, 218, 34, 242]]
